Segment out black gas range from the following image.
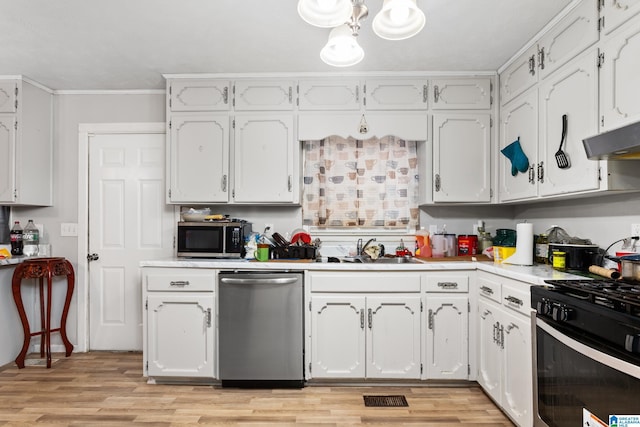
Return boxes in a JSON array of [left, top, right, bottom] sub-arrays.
[[532, 279, 640, 427]]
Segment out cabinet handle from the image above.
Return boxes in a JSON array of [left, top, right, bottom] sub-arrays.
[[434, 174, 441, 192], [428, 309, 434, 330], [437, 282, 458, 289], [223, 86, 229, 104], [528, 165, 535, 184], [505, 322, 516, 333], [480, 285, 493, 295], [422, 84, 428, 103], [288, 86, 292, 104], [492, 322, 498, 344], [433, 85, 440, 103], [360, 309, 365, 329], [170, 280, 189, 287], [537, 161, 544, 183], [368, 308, 373, 329], [222, 174, 227, 192], [499, 324, 505, 349], [356, 85, 360, 102], [288, 175, 292, 192], [538, 47, 545, 70], [528, 54, 536, 76], [504, 295, 523, 307], [206, 308, 212, 327]]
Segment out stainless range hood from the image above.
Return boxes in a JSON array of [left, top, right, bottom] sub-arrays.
[[583, 120, 640, 160]]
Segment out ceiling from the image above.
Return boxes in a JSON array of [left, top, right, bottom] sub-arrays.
[[0, 0, 573, 91]]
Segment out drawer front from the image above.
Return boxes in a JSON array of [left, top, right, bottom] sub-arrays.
[[477, 274, 502, 303], [501, 281, 530, 317], [424, 275, 469, 293], [145, 268, 216, 292], [309, 272, 421, 292]]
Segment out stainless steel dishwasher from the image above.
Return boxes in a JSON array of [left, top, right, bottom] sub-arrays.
[[218, 271, 304, 388]]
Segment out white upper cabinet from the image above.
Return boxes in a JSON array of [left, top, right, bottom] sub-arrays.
[[364, 79, 428, 110], [499, 89, 539, 202], [232, 114, 297, 203], [0, 79, 52, 206], [169, 79, 231, 112], [431, 78, 491, 110], [233, 80, 295, 111], [298, 79, 361, 111], [500, 44, 539, 105], [432, 113, 491, 203], [537, 0, 599, 79], [539, 49, 600, 197], [167, 113, 229, 203], [600, 16, 640, 131], [601, 0, 640, 35]]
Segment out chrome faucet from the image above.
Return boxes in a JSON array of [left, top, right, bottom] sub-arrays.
[[357, 238, 377, 256]]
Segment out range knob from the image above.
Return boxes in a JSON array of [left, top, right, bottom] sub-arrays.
[[536, 299, 552, 315], [552, 304, 572, 322]]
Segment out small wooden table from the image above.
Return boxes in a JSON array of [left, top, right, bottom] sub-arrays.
[[11, 257, 75, 368]]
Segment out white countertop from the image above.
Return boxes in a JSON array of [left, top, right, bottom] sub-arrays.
[[140, 257, 587, 284]]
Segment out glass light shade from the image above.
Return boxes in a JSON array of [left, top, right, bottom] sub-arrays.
[[372, 0, 426, 40], [320, 25, 365, 67], [298, 0, 353, 28]]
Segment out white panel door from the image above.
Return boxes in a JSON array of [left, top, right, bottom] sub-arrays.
[[364, 79, 428, 110], [425, 295, 469, 380], [477, 299, 502, 404], [500, 44, 539, 105], [602, 0, 640, 35], [310, 296, 366, 378], [501, 310, 533, 427], [366, 296, 421, 379], [169, 79, 230, 112], [89, 133, 174, 350], [431, 78, 491, 110], [0, 114, 16, 202], [298, 80, 361, 110]]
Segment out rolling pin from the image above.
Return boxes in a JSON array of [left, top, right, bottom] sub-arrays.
[[588, 265, 621, 280]]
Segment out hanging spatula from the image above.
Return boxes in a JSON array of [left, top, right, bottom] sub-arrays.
[[555, 114, 570, 169]]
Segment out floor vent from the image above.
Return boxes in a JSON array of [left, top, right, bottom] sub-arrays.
[[363, 395, 409, 407]]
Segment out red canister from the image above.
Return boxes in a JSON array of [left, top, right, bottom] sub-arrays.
[[457, 235, 478, 256]]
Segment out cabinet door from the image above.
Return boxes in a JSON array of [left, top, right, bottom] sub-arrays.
[[600, 18, 640, 130], [232, 114, 296, 203], [539, 49, 599, 197], [168, 113, 229, 203], [310, 296, 366, 378], [501, 309, 533, 427], [364, 79, 428, 110], [146, 293, 215, 378], [538, 0, 599, 79], [233, 80, 295, 111], [366, 296, 421, 379], [499, 89, 539, 202], [500, 44, 539, 105], [602, 0, 640, 35], [433, 113, 491, 202], [0, 115, 16, 202], [477, 299, 502, 404], [298, 80, 361, 110], [425, 295, 468, 380], [0, 81, 17, 113], [431, 78, 491, 110], [169, 79, 230, 112]]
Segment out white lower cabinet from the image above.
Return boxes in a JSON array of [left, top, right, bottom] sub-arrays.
[[308, 272, 422, 380], [423, 274, 469, 380], [143, 268, 216, 380], [477, 272, 533, 427]]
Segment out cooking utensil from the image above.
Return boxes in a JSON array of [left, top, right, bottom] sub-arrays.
[[619, 254, 640, 281], [271, 232, 290, 247], [555, 114, 570, 169]]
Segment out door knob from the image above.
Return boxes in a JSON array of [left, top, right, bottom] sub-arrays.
[[87, 253, 99, 261]]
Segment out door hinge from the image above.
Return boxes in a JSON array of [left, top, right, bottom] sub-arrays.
[[173, 235, 176, 249], [490, 117, 493, 127], [598, 167, 602, 181], [468, 301, 471, 313], [538, 46, 545, 70], [420, 363, 423, 374], [232, 189, 235, 199], [296, 84, 300, 106], [601, 115, 605, 127], [468, 364, 471, 375], [232, 118, 235, 129], [13, 189, 18, 199], [598, 51, 605, 68], [168, 120, 171, 129], [308, 362, 312, 374], [14, 120, 18, 130], [420, 301, 423, 312], [146, 361, 148, 371], [434, 173, 441, 192], [598, 16, 605, 32], [168, 189, 171, 198], [309, 301, 312, 311], [490, 188, 493, 198], [145, 299, 148, 310], [490, 95, 493, 106]]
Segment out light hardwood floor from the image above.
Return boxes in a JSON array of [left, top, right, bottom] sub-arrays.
[[0, 352, 515, 426]]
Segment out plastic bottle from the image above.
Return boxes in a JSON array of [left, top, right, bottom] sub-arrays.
[[23, 220, 39, 257], [10, 221, 23, 256]]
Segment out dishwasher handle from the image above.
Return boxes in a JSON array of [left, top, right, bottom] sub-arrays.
[[220, 277, 299, 285]]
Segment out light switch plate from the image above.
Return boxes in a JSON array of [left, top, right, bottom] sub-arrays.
[[61, 223, 78, 237]]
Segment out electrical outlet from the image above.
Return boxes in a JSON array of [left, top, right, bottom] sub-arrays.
[[632, 224, 640, 237]]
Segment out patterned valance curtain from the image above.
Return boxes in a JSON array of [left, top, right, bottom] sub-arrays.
[[302, 135, 419, 228]]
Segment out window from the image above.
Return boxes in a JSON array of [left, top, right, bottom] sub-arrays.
[[302, 135, 419, 229]]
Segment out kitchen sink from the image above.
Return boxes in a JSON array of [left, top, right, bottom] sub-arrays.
[[324, 256, 423, 264]]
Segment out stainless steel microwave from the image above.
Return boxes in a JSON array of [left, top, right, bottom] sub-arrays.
[[177, 221, 251, 258]]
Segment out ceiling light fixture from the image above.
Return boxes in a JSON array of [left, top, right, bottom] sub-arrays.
[[298, 0, 425, 67]]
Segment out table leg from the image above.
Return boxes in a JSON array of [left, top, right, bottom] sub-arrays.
[[60, 260, 75, 357], [39, 277, 45, 358], [45, 271, 53, 369], [11, 264, 31, 369]]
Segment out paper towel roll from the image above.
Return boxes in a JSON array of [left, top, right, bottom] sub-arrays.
[[503, 223, 534, 266]]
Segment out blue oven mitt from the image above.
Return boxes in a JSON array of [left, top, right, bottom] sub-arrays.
[[501, 138, 529, 176]]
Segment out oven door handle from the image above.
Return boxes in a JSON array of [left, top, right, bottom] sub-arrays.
[[536, 318, 640, 379]]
